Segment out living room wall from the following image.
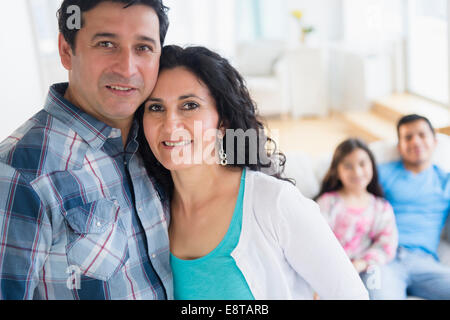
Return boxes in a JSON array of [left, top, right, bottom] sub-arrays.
[[0, 0, 44, 141]]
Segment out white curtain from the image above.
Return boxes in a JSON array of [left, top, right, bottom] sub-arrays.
[[0, 1, 47, 141], [164, 0, 237, 59]]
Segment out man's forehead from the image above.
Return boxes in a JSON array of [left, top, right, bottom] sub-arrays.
[[81, 2, 159, 36], [399, 120, 433, 135]]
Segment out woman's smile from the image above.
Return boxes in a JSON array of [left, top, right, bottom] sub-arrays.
[[162, 140, 193, 148]]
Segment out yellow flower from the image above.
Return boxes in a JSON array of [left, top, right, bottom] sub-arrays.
[[291, 10, 303, 21]]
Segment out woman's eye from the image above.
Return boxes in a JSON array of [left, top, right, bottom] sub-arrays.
[[147, 104, 164, 112], [182, 102, 199, 110], [343, 164, 353, 170]]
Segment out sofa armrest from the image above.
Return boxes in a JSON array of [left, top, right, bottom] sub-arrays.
[[272, 55, 290, 112]]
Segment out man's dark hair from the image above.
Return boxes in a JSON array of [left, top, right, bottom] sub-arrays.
[[57, 0, 169, 53], [397, 114, 435, 137]]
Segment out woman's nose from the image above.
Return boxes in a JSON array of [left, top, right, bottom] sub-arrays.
[[162, 111, 184, 133]]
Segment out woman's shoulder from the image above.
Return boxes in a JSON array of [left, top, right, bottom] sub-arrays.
[[246, 169, 318, 211], [246, 170, 302, 200]]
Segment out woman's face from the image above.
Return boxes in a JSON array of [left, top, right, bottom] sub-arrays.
[[143, 67, 221, 171], [337, 148, 373, 193]]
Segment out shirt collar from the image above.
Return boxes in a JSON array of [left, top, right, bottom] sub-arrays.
[[45, 83, 121, 151]]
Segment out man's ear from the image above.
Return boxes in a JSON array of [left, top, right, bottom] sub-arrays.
[[433, 134, 438, 148], [58, 33, 73, 71]]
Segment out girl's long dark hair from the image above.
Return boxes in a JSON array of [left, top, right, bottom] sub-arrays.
[[136, 45, 291, 200], [314, 138, 384, 200]]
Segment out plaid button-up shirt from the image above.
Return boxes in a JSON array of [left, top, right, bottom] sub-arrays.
[[0, 83, 173, 300]]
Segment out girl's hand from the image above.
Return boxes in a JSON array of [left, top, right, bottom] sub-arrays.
[[352, 259, 368, 273]]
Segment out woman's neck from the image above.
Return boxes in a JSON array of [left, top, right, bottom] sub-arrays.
[[171, 165, 242, 215]]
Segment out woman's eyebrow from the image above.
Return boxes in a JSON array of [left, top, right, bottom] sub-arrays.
[[146, 97, 163, 102], [179, 94, 205, 101], [146, 94, 206, 103]]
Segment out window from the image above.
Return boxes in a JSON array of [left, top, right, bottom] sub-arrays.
[[28, 0, 66, 90], [406, 0, 449, 105]]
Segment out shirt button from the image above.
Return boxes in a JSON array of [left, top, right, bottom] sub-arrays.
[[151, 254, 156, 259], [96, 222, 102, 227], [138, 207, 143, 212]]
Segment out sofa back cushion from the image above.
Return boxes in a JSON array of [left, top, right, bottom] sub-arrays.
[[235, 40, 286, 76]]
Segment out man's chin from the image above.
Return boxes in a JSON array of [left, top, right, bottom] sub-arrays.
[[404, 158, 432, 169], [104, 105, 141, 119]]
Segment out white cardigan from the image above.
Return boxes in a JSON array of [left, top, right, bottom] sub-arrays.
[[230, 170, 369, 300]]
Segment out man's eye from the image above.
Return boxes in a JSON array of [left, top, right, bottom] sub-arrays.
[[98, 41, 115, 48], [137, 45, 153, 52], [182, 102, 199, 110]]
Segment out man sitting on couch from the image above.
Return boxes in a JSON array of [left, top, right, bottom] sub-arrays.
[[370, 114, 450, 300]]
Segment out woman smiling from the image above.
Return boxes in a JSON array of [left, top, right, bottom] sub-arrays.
[[136, 45, 368, 300]]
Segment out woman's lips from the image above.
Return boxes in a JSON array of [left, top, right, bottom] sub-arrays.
[[161, 140, 193, 149]]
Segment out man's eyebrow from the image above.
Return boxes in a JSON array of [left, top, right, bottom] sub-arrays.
[[137, 35, 158, 45], [91, 33, 157, 45], [91, 33, 118, 41]]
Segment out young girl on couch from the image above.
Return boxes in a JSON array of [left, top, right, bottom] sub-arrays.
[[315, 138, 398, 275]]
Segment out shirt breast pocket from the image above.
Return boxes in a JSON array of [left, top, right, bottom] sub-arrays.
[[64, 198, 129, 281]]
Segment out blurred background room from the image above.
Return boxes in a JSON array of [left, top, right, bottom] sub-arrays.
[[1, 0, 449, 160]]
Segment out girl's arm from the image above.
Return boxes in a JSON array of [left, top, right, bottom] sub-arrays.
[[274, 183, 369, 300], [360, 200, 398, 266]]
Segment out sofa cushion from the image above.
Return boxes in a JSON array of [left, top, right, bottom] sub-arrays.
[[235, 40, 285, 76], [283, 151, 320, 199]]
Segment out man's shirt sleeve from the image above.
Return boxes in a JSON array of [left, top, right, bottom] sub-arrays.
[[0, 163, 52, 300]]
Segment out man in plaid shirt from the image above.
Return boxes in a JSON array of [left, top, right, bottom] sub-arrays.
[[0, 0, 173, 299]]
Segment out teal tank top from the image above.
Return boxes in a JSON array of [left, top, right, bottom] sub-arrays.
[[170, 168, 254, 300]]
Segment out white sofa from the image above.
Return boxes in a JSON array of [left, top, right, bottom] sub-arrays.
[[234, 41, 330, 118], [283, 133, 450, 266], [234, 40, 291, 117]]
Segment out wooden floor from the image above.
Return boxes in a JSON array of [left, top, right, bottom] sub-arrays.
[[264, 114, 373, 159], [262, 93, 450, 159]]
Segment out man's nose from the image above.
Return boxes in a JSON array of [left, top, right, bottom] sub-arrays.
[[410, 134, 421, 145], [113, 48, 138, 79]]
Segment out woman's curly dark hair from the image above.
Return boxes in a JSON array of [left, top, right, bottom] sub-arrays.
[[136, 45, 292, 199]]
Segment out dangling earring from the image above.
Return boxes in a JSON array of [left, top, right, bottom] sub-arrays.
[[219, 136, 228, 166]]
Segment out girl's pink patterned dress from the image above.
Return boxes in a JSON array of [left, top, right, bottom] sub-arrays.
[[316, 192, 398, 266]]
